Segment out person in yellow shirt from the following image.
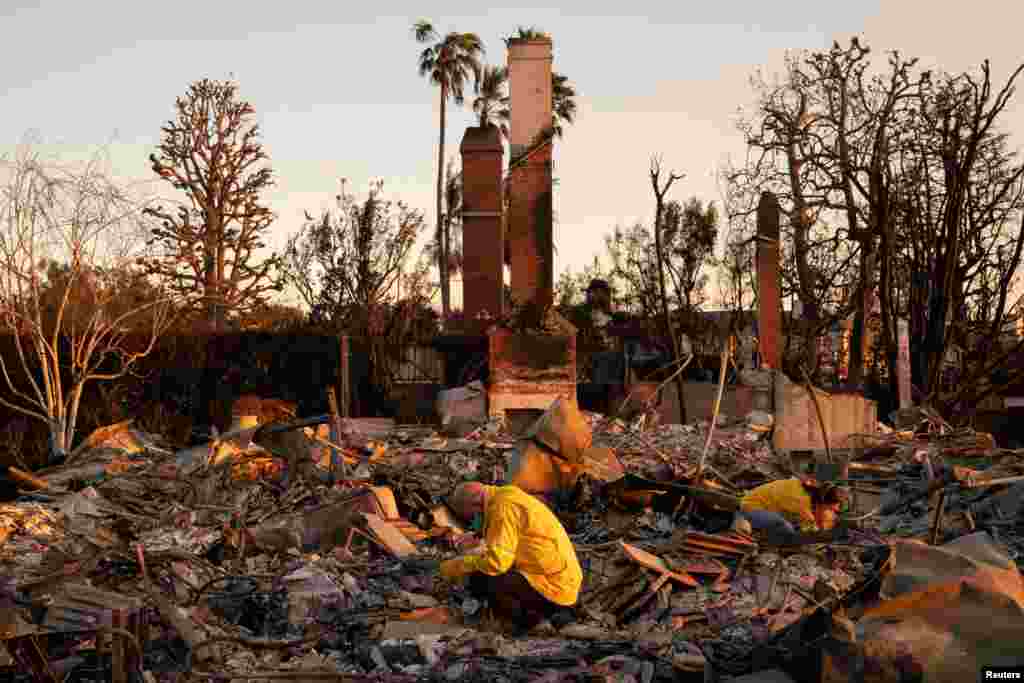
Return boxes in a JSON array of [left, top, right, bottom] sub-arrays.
[[737, 477, 846, 540], [438, 482, 582, 633]]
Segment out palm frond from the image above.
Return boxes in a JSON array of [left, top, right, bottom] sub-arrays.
[[449, 71, 469, 104], [417, 47, 437, 76], [473, 64, 511, 139], [419, 32, 484, 105], [551, 71, 578, 139], [412, 20, 437, 44]]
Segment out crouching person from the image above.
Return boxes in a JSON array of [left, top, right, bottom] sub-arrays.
[[734, 477, 846, 542], [440, 482, 581, 634]]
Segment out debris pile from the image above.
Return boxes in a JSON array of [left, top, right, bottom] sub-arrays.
[[0, 392, 1022, 681]]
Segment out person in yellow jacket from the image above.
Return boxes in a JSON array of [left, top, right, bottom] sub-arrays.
[[737, 477, 846, 539], [439, 482, 582, 633]]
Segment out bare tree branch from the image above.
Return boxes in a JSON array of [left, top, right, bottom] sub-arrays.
[[0, 143, 176, 457], [142, 79, 282, 330]]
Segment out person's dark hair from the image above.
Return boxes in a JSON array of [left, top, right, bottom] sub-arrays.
[[586, 279, 611, 294]]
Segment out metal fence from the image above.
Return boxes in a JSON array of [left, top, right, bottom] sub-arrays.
[[390, 344, 445, 384]]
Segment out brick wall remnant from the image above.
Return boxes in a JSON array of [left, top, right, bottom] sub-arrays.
[[507, 37, 554, 310], [756, 191, 782, 371], [459, 126, 505, 329]]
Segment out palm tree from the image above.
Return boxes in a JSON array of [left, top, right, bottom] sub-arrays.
[[412, 19, 484, 323], [473, 65, 510, 139], [551, 72, 577, 139], [423, 161, 464, 285], [444, 164, 464, 274]]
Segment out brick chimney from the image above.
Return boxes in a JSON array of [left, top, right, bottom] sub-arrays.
[[485, 35, 575, 421], [507, 36, 554, 309], [459, 126, 505, 330], [508, 37, 553, 158], [756, 191, 781, 370]]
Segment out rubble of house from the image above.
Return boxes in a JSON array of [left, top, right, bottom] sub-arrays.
[[0, 391, 1023, 682], [2, 30, 1024, 683]]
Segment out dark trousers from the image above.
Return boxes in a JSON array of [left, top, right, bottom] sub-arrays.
[[739, 510, 796, 534], [737, 510, 799, 544], [467, 571, 568, 632]]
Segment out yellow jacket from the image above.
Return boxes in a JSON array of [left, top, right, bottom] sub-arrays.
[[740, 478, 818, 531], [441, 485, 582, 606]]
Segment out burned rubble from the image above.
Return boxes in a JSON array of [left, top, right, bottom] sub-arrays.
[[1, 28, 1023, 683], [0, 386, 1022, 682]]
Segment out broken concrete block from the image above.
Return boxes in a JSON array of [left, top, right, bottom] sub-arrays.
[[381, 616, 460, 640], [436, 381, 487, 426], [774, 372, 878, 454]]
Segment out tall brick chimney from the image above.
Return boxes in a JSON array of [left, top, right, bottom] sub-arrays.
[[756, 191, 781, 370], [507, 36, 554, 309], [459, 126, 505, 330], [508, 37, 553, 159], [484, 35, 575, 421]]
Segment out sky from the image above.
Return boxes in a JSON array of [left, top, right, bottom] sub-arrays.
[[1, 1, 1022, 309]]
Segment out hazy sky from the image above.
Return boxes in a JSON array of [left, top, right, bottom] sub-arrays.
[[1, 1, 1022, 308]]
